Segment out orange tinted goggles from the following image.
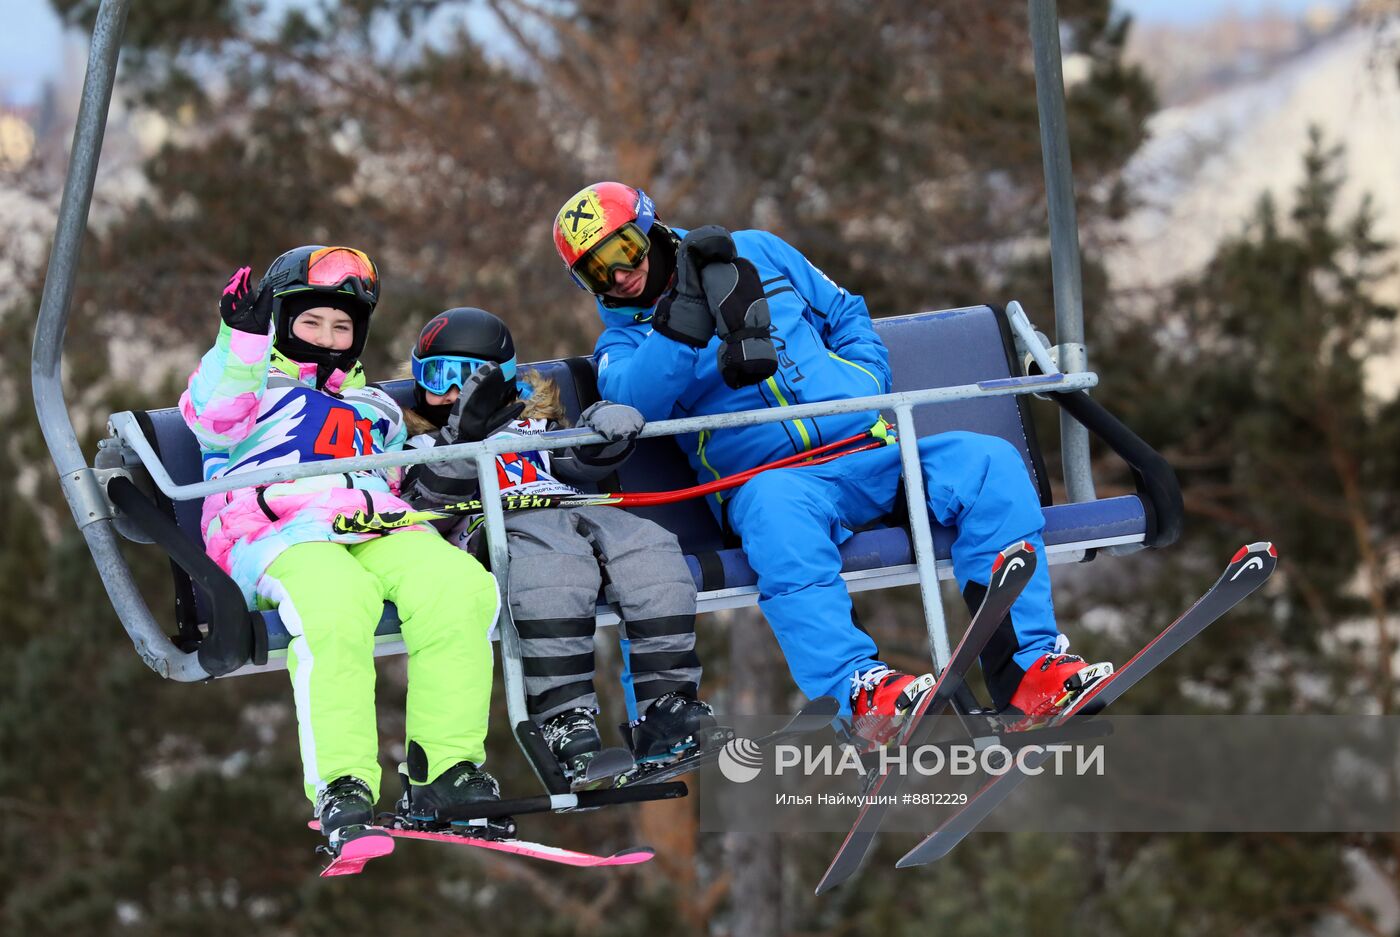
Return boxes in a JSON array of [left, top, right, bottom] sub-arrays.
[[569, 224, 650, 294], [306, 246, 379, 295]]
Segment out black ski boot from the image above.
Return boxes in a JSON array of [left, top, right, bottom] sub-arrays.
[[315, 775, 375, 845], [398, 741, 500, 824], [542, 707, 604, 782], [631, 691, 721, 761]]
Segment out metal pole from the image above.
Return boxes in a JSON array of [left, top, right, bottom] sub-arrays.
[[893, 405, 951, 670], [1028, 0, 1096, 503], [109, 372, 1101, 502], [32, 0, 131, 482], [474, 452, 549, 787], [28, 0, 207, 680]]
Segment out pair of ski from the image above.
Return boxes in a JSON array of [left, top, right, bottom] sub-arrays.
[[575, 696, 841, 791], [314, 782, 687, 876], [815, 538, 1278, 894]]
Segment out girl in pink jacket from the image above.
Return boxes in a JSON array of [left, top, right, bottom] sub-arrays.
[[180, 246, 499, 858]]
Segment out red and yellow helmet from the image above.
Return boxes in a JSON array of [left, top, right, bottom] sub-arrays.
[[552, 181, 657, 294]]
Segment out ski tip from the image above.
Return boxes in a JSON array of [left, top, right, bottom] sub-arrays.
[[992, 540, 1035, 574], [815, 862, 859, 895], [895, 836, 954, 868], [341, 831, 395, 861], [1231, 541, 1278, 563], [608, 847, 656, 864], [318, 828, 395, 877]]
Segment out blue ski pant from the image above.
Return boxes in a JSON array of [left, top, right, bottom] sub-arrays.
[[725, 431, 1059, 714]]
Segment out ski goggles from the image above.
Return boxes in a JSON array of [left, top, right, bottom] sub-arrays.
[[277, 246, 381, 306], [569, 223, 651, 295], [411, 353, 518, 395]]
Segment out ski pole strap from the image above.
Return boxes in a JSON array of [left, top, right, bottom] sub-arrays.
[[331, 429, 886, 534]]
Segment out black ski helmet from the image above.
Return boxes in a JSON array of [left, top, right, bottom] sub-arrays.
[[414, 306, 515, 364], [260, 245, 380, 384], [411, 307, 518, 414]]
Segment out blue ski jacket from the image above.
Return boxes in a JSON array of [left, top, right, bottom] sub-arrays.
[[592, 228, 892, 506]]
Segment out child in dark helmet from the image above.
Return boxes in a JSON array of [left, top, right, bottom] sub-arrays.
[[402, 306, 717, 786], [180, 248, 501, 864]]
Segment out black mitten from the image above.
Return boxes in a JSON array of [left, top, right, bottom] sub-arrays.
[[652, 225, 735, 347], [704, 258, 778, 389], [445, 363, 526, 442], [218, 266, 274, 334]]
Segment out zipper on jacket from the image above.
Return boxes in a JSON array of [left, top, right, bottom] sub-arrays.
[[763, 376, 813, 451], [828, 351, 884, 394], [695, 430, 726, 505]]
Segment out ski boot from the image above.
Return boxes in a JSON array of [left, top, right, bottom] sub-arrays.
[[397, 741, 501, 828], [543, 707, 614, 789], [630, 691, 727, 763], [1003, 651, 1114, 731], [849, 665, 937, 751], [315, 775, 393, 868]]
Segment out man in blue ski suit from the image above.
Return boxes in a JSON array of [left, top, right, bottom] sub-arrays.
[[552, 182, 1111, 739]]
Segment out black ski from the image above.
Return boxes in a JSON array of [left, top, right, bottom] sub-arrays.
[[614, 695, 842, 787], [895, 541, 1278, 870], [814, 540, 1038, 895]]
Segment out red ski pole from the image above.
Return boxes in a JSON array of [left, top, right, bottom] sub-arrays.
[[334, 430, 890, 533]]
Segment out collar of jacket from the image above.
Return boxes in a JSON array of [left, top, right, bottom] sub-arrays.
[[269, 347, 366, 394]]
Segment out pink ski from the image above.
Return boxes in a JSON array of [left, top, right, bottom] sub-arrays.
[[319, 828, 395, 877], [310, 821, 654, 876]]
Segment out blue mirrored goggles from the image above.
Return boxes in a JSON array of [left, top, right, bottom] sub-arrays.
[[411, 353, 518, 395]]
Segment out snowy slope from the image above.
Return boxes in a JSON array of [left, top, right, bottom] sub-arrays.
[[1109, 23, 1400, 394]]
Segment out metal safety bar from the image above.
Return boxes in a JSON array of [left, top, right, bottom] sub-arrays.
[[108, 370, 1095, 504]]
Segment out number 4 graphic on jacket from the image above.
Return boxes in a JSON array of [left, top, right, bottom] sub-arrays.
[[313, 409, 373, 458]]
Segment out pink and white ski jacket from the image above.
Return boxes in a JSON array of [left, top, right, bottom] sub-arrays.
[[180, 321, 426, 606]]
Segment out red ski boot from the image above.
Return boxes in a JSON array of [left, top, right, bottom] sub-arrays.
[[1005, 652, 1113, 730], [850, 666, 936, 749]]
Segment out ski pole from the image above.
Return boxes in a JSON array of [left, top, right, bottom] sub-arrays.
[[332, 429, 887, 534]]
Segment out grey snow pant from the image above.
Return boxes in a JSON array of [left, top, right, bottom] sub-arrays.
[[505, 505, 701, 724]]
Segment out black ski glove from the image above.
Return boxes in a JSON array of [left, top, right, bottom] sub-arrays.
[[704, 258, 778, 389], [652, 225, 735, 348], [403, 458, 479, 509], [443, 362, 526, 443], [219, 265, 275, 334]]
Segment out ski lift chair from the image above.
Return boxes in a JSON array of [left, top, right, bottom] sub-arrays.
[[35, 0, 1179, 797]]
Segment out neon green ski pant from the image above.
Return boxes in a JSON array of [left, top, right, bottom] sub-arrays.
[[257, 531, 498, 803]]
